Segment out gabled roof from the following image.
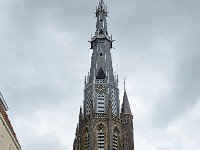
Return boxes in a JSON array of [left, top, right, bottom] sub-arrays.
[[0, 92, 8, 111], [0, 93, 21, 149]]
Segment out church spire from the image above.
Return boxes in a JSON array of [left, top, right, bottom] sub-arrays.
[[83, 0, 119, 117], [88, 0, 114, 84], [73, 0, 134, 149]]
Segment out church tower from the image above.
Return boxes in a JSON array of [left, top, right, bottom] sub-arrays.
[[73, 0, 134, 150]]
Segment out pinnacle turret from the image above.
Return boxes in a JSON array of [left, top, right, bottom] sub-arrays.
[[122, 90, 132, 115]]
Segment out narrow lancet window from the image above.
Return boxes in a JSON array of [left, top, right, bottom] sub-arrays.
[[113, 131, 118, 150], [97, 94, 105, 113], [111, 90, 117, 115], [85, 132, 89, 150], [86, 92, 92, 116], [98, 127, 105, 150], [85, 131, 89, 150]]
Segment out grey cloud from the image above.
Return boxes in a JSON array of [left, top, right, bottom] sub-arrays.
[[152, 32, 200, 125], [26, 133, 66, 150]]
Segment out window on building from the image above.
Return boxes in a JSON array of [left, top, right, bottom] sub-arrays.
[[100, 51, 103, 56], [86, 92, 92, 116], [113, 131, 118, 150], [85, 131, 89, 150], [98, 127, 105, 150], [111, 90, 117, 115], [97, 94, 105, 113], [96, 67, 106, 79]]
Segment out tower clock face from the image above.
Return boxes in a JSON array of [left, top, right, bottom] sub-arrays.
[[96, 84, 106, 94]]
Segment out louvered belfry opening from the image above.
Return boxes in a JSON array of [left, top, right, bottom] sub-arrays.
[[98, 127, 105, 149], [113, 131, 118, 150], [97, 94, 105, 113]]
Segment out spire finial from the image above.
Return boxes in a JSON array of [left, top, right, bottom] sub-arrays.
[[95, 0, 108, 35], [124, 77, 126, 92]]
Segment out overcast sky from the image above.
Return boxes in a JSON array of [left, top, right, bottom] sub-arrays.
[[0, 0, 200, 149]]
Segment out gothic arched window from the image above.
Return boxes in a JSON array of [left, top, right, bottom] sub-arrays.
[[96, 67, 106, 80], [85, 131, 89, 150], [95, 123, 107, 150], [111, 90, 117, 115], [98, 127, 105, 150], [97, 94, 105, 113], [113, 131, 118, 150], [86, 92, 92, 116]]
